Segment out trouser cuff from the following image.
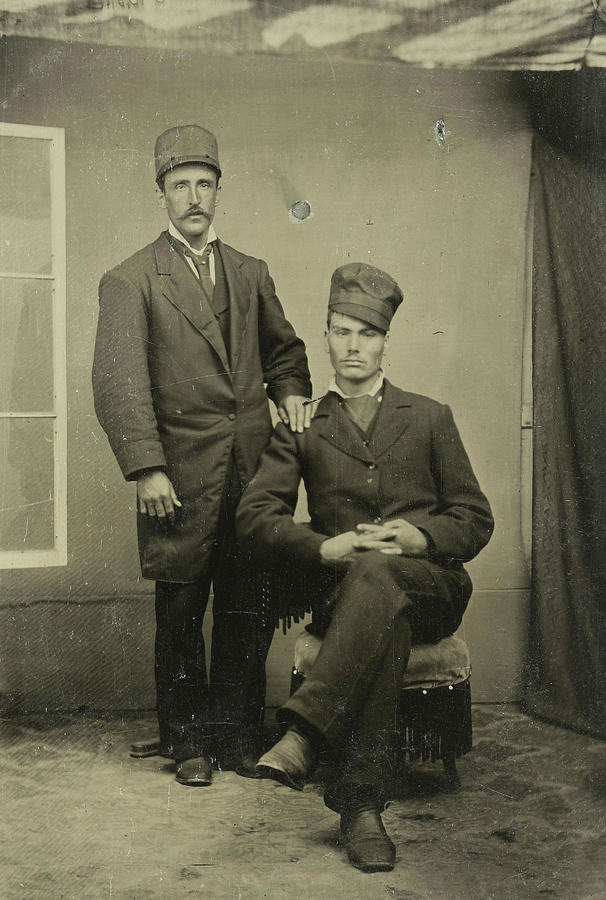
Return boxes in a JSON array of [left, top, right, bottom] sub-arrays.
[[276, 708, 327, 753], [324, 780, 382, 815]]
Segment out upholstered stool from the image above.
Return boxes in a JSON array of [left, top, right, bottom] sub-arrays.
[[290, 632, 472, 790]]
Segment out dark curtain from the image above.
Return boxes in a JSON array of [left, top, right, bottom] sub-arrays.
[[523, 75, 606, 736]]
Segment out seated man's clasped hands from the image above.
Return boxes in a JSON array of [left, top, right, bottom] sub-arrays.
[[321, 519, 429, 562]]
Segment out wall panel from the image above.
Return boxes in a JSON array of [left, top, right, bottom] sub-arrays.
[[0, 37, 531, 710]]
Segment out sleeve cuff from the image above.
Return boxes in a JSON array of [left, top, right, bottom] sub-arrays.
[[114, 441, 167, 481], [418, 527, 437, 559], [269, 380, 313, 406]]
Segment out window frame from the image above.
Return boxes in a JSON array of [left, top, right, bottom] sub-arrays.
[[0, 122, 67, 569]]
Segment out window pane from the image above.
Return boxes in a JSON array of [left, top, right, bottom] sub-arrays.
[[0, 136, 52, 274], [0, 278, 54, 412], [0, 418, 54, 551]]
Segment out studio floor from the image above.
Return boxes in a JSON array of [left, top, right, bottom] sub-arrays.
[[2, 705, 605, 900]]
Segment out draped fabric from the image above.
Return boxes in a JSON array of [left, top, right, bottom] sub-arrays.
[[1, 0, 606, 69], [524, 132, 606, 738]]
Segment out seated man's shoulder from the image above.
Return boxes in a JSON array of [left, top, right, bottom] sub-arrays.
[[273, 418, 318, 443], [269, 418, 323, 459], [387, 382, 446, 414]]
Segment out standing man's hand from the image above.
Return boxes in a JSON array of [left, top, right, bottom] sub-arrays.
[[137, 470, 182, 521], [277, 395, 313, 433]]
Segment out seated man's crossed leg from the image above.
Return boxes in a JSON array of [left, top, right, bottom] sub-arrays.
[[257, 551, 467, 872]]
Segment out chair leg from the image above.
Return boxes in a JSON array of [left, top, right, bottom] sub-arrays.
[[442, 751, 460, 792]]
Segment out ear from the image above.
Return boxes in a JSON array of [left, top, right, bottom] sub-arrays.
[[155, 184, 167, 210], [381, 331, 390, 363], [324, 330, 330, 353]]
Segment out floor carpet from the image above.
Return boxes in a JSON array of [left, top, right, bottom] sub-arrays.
[[2, 705, 604, 899]]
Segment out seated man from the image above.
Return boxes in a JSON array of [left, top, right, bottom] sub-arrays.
[[236, 263, 494, 873]]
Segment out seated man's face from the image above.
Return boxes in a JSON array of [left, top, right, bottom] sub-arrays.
[[326, 312, 387, 390]]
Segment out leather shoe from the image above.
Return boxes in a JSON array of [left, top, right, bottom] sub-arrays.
[[255, 728, 316, 790], [340, 806, 396, 873], [175, 756, 213, 786], [130, 739, 162, 758]]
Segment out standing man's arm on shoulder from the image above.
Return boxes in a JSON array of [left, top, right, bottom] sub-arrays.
[[255, 260, 313, 433], [236, 424, 327, 568]]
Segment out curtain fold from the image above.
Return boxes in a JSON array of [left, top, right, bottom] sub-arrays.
[[524, 134, 606, 738]]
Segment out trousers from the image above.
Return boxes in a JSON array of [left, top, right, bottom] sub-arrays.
[[154, 457, 275, 762], [279, 551, 471, 811]]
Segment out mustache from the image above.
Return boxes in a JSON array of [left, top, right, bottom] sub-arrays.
[[185, 208, 210, 219]]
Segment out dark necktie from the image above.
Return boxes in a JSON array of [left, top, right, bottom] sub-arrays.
[[167, 234, 230, 355], [187, 244, 214, 303], [185, 243, 230, 356]]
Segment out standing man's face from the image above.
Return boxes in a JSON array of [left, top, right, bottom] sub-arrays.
[[159, 163, 219, 249], [326, 312, 388, 394]]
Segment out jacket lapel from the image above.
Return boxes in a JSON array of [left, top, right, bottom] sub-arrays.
[[369, 382, 414, 459], [154, 233, 230, 373], [216, 240, 252, 372], [314, 393, 375, 464], [314, 382, 413, 462]]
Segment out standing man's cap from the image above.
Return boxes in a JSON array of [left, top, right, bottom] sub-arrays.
[[155, 125, 221, 183], [328, 263, 403, 332]]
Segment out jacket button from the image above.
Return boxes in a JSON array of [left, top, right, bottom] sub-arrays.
[[228, 413, 236, 421], [368, 463, 376, 470], [367, 477, 373, 484]]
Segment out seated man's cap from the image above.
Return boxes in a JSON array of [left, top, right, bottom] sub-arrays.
[[155, 125, 221, 183], [328, 263, 403, 332]]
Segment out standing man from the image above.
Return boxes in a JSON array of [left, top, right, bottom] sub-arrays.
[[92, 125, 312, 786], [237, 263, 493, 872]]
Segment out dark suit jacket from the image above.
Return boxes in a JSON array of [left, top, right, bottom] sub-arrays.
[[92, 232, 311, 581], [236, 382, 494, 616]]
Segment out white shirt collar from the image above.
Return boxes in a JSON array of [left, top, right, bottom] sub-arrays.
[[168, 220, 217, 255], [328, 371, 384, 399]]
